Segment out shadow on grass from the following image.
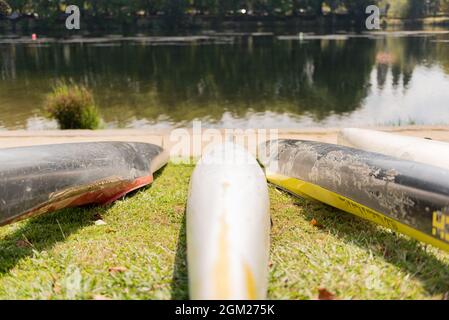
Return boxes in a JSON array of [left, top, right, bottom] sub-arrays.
[[170, 211, 189, 300], [153, 164, 167, 181], [291, 195, 449, 296], [0, 206, 97, 275]]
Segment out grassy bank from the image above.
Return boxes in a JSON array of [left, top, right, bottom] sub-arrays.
[[0, 163, 448, 300]]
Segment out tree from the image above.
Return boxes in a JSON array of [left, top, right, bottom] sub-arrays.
[[2, 0, 446, 26], [345, 0, 380, 19], [304, 0, 325, 16], [0, 0, 12, 17], [407, 0, 425, 18], [442, 0, 449, 13]]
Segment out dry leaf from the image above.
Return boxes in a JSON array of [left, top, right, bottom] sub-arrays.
[[310, 218, 322, 228], [53, 283, 62, 294], [174, 205, 184, 214], [16, 239, 32, 248], [108, 266, 127, 274], [318, 288, 336, 300], [93, 295, 111, 300]]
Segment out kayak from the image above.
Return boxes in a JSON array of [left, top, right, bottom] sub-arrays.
[[187, 143, 270, 300], [0, 142, 168, 226], [259, 140, 449, 252], [338, 128, 449, 171]]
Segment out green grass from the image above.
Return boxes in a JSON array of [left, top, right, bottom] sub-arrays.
[[0, 163, 448, 300]]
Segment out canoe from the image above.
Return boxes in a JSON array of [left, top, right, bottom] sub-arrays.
[[187, 143, 270, 300], [259, 140, 449, 252], [0, 142, 168, 226], [338, 128, 449, 171]]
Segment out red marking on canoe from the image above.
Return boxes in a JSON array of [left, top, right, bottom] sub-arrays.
[[1, 175, 153, 226], [68, 175, 154, 207]]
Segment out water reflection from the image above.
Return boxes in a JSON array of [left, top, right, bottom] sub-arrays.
[[0, 33, 448, 130]]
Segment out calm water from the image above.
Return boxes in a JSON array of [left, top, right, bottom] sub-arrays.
[[1, 31, 449, 130]]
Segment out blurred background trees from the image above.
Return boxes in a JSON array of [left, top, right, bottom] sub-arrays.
[[0, 0, 12, 17], [1, 0, 448, 25]]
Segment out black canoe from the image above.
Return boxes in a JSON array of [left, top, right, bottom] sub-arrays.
[[259, 140, 449, 252], [0, 142, 168, 226]]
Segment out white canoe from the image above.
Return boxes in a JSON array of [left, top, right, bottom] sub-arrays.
[[338, 128, 449, 171], [187, 142, 270, 300]]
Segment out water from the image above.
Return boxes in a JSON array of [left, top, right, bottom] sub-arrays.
[[1, 31, 449, 130]]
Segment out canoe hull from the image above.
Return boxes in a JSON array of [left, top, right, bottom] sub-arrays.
[[260, 140, 449, 252], [187, 143, 270, 300], [0, 142, 168, 226], [339, 128, 449, 171]]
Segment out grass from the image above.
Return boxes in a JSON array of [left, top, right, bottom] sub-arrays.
[[0, 163, 448, 300]]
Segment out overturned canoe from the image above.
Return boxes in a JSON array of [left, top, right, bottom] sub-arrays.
[[259, 140, 449, 252], [187, 143, 270, 300], [0, 142, 168, 226], [339, 128, 449, 171]]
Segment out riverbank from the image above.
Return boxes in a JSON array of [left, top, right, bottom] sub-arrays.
[[2, 15, 449, 33], [1, 126, 449, 156]]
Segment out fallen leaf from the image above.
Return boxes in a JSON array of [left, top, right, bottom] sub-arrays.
[[174, 205, 184, 214], [16, 239, 32, 248], [310, 218, 322, 228], [108, 266, 127, 274], [95, 219, 107, 226], [318, 288, 336, 300]]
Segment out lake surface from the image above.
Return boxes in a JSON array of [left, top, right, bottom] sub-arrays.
[[1, 31, 449, 130]]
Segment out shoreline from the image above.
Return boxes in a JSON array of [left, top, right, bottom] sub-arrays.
[[1, 125, 448, 156], [2, 16, 449, 33]]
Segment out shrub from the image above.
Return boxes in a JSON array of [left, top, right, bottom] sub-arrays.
[[46, 82, 101, 130]]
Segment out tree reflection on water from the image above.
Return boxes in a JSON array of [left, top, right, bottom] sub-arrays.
[[0, 32, 449, 129]]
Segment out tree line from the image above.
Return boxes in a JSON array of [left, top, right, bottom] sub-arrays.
[[1, 0, 449, 22]]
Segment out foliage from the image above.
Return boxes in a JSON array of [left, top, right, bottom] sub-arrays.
[[2, 0, 449, 22], [46, 81, 100, 130], [0, 0, 11, 16]]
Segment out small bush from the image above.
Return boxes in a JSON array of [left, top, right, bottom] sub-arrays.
[[46, 82, 101, 130]]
